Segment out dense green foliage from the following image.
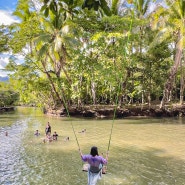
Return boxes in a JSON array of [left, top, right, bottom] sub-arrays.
[[1, 0, 185, 109], [0, 25, 10, 52], [0, 82, 19, 106]]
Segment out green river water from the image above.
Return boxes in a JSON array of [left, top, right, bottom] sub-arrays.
[[1, 107, 185, 185]]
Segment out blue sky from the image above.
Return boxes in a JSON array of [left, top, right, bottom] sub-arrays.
[[0, 0, 18, 11], [0, 0, 19, 77], [0, 0, 18, 25]]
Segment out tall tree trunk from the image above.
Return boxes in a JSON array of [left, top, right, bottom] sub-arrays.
[[77, 76, 83, 108], [160, 32, 182, 109], [141, 90, 144, 110], [41, 60, 64, 106], [61, 44, 72, 84], [91, 81, 96, 105], [180, 56, 185, 105], [148, 61, 152, 109]]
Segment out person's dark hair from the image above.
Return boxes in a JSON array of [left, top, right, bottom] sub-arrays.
[[90, 146, 99, 156]]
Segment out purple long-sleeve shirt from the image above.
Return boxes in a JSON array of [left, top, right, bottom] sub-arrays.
[[81, 155, 107, 167]]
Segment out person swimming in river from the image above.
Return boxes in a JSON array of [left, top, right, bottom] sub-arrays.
[[79, 129, 86, 133], [5, 131, 8, 136], [43, 132, 53, 143], [53, 131, 58, 140], [34, 130, 40, 136], [64, 136, 69, 141], [79, 146, 108, 185]]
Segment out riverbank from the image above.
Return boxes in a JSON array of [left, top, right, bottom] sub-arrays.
[[3, 104, 185, 118], [0, 107, 15, 113], [45, 104, 185, 118]]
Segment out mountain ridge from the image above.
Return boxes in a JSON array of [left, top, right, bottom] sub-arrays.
[[0, 76, 9, 82]]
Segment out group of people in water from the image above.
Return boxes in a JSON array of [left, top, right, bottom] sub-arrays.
[[34, 122, 68, 143], [34, 122, 87, 143], [34, 122, 108, 185], [43, 122, 57, 142]]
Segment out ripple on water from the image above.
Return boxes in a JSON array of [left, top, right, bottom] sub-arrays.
[[2, 115, 185, 185], [0, 120, 30, 184]]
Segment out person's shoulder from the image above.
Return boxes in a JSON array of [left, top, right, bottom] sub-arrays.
[[84, 154, 90, 156], [97, 155, 105, 160], [83, 154, 91, 158]]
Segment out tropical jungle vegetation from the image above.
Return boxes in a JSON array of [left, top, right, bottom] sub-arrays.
[[1, 0, 185, 113], [0, 81, 19, 107]]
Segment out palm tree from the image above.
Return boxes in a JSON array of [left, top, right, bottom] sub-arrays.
[[151, 0, 185, 108], [82, 0, 112, 15], [10, 0, 81, 107], [33, 0, 81, 107]]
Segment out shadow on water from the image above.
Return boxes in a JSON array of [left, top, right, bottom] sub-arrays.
[[10, 143, 185, 185], [104, 145, 185, 185]]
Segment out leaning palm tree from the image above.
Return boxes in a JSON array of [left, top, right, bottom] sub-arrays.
[[33, 0, 81, 107], [151, 0, 185, 109], [12, 0, 81, 107]]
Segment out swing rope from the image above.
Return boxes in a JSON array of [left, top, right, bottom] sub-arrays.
[[65, 105, 81, 151], [57, 79, 81, 151], [107, 13, 134, 155]]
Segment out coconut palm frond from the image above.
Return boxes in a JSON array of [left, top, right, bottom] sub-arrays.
[[149, 27, 172, 49], [111, 0, 120, 15], [34, 34, 53, 44], [38, 44, 49, 58]]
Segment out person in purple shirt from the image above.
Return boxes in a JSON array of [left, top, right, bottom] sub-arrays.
[[79, 146, 108, 185]]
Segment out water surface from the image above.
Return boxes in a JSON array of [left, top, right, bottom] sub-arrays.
[[1, 107, 185, 185]]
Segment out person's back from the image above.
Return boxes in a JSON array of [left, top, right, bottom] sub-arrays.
[[81, 155, 107, 168], [79, 146, 108, 185]]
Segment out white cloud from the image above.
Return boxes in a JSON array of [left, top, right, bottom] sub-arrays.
[[0, 56, 9, 68], [16, 54, 24, 64], [0, 54, 11, 77], [0, 10, 19, 25], [0, 53, 25, 77]]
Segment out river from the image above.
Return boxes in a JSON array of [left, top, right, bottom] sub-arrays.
[[1, 107, 185, 185]]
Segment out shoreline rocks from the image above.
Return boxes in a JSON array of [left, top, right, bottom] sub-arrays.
[[0, 107, 15, 113], [45, 104, 185, 118]]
